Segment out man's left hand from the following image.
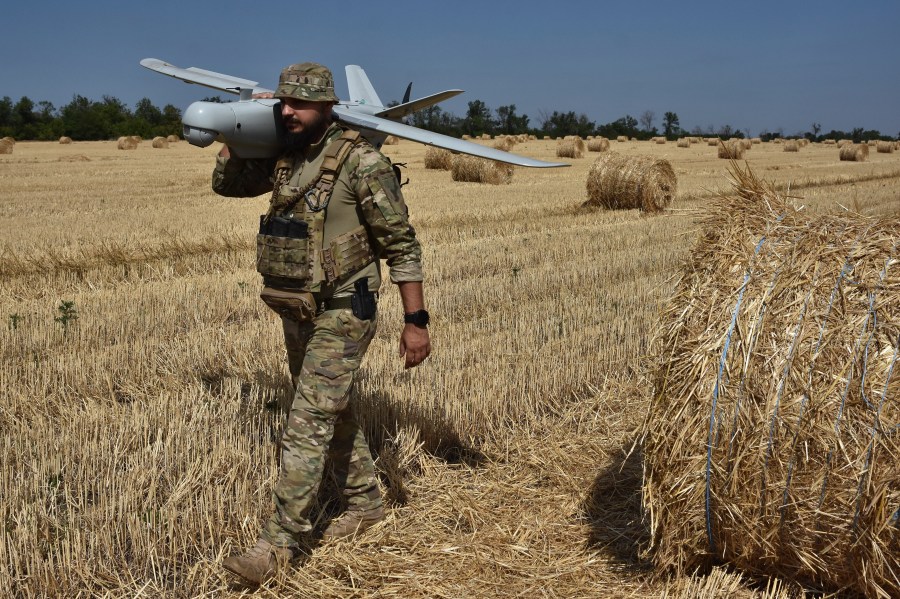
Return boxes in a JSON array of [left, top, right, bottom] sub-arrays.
[[399, 324, 431, 369]]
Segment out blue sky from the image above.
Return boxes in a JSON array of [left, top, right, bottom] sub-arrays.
[[3, 1, 899, 137]]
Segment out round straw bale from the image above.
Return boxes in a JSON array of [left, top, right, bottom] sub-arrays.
[[151, 136, 169, 149], [0, 138, 13, 154], [117, 136, 138, 150], [676, 138, 691, 148], [587, 137, 610, 152], [642, 162, 899, 597], [823, 139, 837, 145], [616, 135, 628, 142], [383, 135, 399, 145], [59, 136, 73, 144], [655, 137, 667, 144], [128, 135, 142, 144], [461, 134, 472, 140], [837, 139, 853, 147], [798, 138, 809, 147], [584, 151, 676, 212], [450, 155, 513, 185], [480, 133, 491, 140], [707, 138, 721, 147], [867, 140, 877, 147], [839, 143, 869, 162], [751, 137, 761, 144], [783, 140, 799, 152], [424, 147, 453, 170], [876, 141, 894, 153], [717, 140, 744, 159], [563, 136, 585, 152], [493, 137, 514, 152], [1, 136, 14, 144], [556, 140, 584, 159], [166, 134, 180, 143]]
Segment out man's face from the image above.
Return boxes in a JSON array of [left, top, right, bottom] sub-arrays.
[[281, 98, 332, 135]]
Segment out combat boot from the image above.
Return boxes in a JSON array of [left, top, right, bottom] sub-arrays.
[[222, 538, 294, 586], [321, 504, 385, 541]]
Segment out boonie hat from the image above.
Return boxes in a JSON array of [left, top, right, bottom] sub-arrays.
[[275, 62, 338, 102]]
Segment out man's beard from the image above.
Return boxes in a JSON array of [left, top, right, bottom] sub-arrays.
[[283, 113, 331, 151]]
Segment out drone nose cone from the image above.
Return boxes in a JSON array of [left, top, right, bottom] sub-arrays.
[[182, 101, 236, 147]]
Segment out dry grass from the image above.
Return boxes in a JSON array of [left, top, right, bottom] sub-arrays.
[[643, 162, 899, 598], [584, 152, 676, 212], [1, 139, 899, 598]]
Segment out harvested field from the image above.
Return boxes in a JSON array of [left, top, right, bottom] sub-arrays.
[[1, 139, 899, 598]]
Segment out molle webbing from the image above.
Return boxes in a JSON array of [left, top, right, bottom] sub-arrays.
[[267, 129, 363, 215]]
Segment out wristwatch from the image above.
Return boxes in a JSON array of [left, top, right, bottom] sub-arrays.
[[403, 309, 430, 327]]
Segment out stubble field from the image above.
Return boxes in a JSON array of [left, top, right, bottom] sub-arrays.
[[1, 137, 898, 598]]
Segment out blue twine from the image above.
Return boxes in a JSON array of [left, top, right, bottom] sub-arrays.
[[853, 309, 899, 531], [782, 259, 852, 518], [706, 230, 773, 554]]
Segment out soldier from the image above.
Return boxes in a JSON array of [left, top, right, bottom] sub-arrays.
[[214, 62, 431, 586]]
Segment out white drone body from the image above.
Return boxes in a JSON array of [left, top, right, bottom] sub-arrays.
[[140, 58, 568, 167]]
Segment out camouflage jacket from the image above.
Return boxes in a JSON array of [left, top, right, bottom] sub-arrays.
[[212, 123, 423, 294]]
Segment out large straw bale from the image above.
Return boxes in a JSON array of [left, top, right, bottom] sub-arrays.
[[584, 151, 676, 212], [166, 134, 179, 143], [423, 147, 453, 170], [1, 136, 14, 144], [556, 140, 584, 159], [383, 135, 399, 145], [450, 155, 513, 184], [117, 136, 138, 150], [0, 138, 13, 154], [717, 140, 744, 159], [563, 136, 585, 152], [642, 162, 899, 598], [616, 135, 628, 142], [151, 136, 169, 149], [493, 136, 514, 152], [876, 141, 894, 153], [783, 140, 799, 152], [461, 134, 472, 140], [480, 133, 491, 140], [823, 139, 837, 145], [59, 136, 73, 144], [751, 137, 761, 144], [129, 135, 142, 144], [837, 139, 853, 147], [655, 137, 667, 144], [707, 138, 721, 147], [676, 138, 691, 148], [839, 143, 869, 162], [587, 137, 610, 152]]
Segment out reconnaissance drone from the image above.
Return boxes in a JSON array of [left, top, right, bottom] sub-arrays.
[[140, 58, 567, 167]]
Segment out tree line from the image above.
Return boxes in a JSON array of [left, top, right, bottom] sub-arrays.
[[1, 94, 895, 143], [0, 95, 182, 141]]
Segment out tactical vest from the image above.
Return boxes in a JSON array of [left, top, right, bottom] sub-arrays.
[[256, 128, 376, 291]]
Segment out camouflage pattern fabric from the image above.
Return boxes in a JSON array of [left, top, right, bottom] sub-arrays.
[[262, 308, 380, 549], [274, 62, 339, 103]]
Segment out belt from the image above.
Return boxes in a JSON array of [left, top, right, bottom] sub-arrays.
[[316, 292, 378, 314]]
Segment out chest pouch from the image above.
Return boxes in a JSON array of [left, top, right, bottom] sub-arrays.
[[256, 215, 310, 281], [321, 225, 375, 283]]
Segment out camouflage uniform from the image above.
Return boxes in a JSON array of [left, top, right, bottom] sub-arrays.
[[213, 64, 423, 550]]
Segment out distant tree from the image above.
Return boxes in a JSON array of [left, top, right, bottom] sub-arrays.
[[597, 114, 638, 139], [662, 112, 680, 138], [495, 104, 529, 135], [810, 122, 821, 138], [462, 99, 494, 136], [542, 111, 595, 138], [0, 96, 12, 131], [60, 95, 109, 139], [201, 96, 226, 103], [639, 110, 656, 133]]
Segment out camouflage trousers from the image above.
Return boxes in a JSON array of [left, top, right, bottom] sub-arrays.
[[262, 308, 379, 549]]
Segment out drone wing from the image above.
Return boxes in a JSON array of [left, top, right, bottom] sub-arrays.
[[334, 107, 568, 168], [140, 58, 273, 95]]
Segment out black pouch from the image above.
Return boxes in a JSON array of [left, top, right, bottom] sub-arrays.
[[350, 278, 377, 320]]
